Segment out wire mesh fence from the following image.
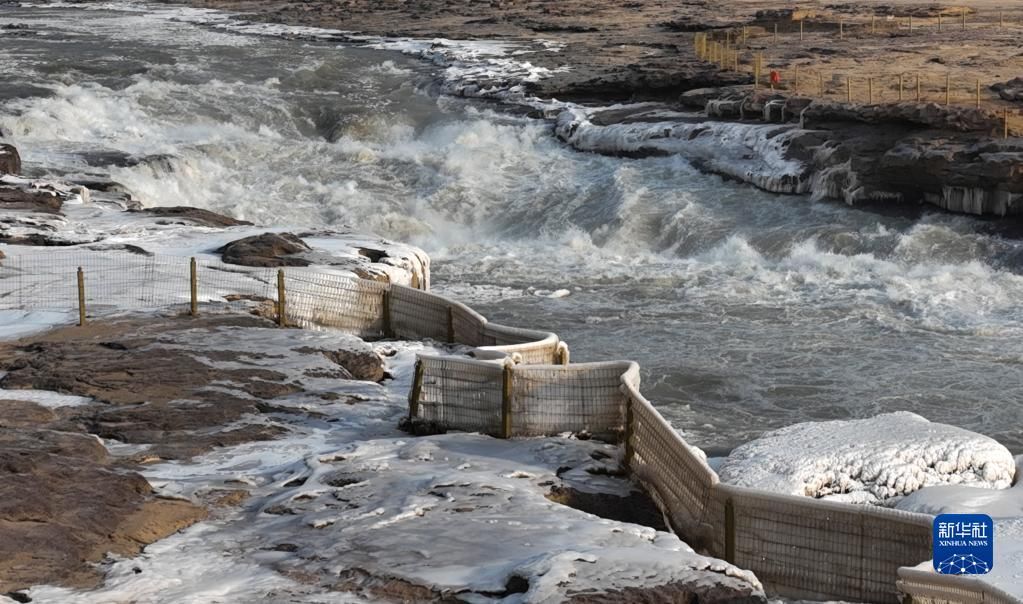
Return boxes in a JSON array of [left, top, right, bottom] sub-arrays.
[[510, 362, 631, 438], [693, 13, 1023, 136], [1, 249, 1006, 603]]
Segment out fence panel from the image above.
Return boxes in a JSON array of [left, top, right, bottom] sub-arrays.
[[390, 284, 451, 342], [898, 568, 1020, 604], [450, 300, 488, 347], [509, 361, 630, 438], [480, 323, 562, 364], [626, 385, 720, 551], [283, 270, 386, 337], [709, 484, 933, 603], [416, 354, 505, 435]]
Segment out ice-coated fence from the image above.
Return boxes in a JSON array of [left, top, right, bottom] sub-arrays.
[[0, 250, 566, 363], [411, 356, 633, 439], [0, 249, 1012, 604], [898, 569, 1020, 604]]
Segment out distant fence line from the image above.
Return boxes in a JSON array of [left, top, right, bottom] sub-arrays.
[[0, 250, 1017, 604], [692, 15, 1023, 137]]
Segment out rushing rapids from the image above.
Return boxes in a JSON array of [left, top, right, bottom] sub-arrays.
[[1, 2, 1022, 456]]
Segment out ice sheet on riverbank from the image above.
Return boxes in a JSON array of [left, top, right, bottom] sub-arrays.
[[718, 412, 1016, 505], [4, 322, 763, 602]]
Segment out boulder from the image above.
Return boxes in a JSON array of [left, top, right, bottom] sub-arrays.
[[991, 77, 1023, 103], [218, 232, 312, 267], [0, 144, 20, 175], [718, 412, 1016, 505], [0, 185, 62, 213], [141, 206, 254, 228], [321, 348, 386, 382]]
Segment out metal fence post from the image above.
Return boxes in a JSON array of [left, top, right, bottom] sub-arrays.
[[408, 359, 423, 418], [76, 267, 86, 326], [276, 268, 286, 328], [189, 257, 198, 317], [725, 497, 737, 564], [501, 362, 513, 438]]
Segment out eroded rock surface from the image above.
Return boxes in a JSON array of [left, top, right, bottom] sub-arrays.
[[218, 232, 313, 267], [0, 144, 21, 175], [0, 421, 206, 593]]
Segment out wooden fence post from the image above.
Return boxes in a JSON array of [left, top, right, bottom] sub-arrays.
[[945, 73, 951, 106], [725, 497, 737, 563], [962, 8, 967, 30], [839, 19, 844, 40], [794, 64, 799, 93], [381, 288, 392, 337], [846, 76, 852, 103], [868, 77, 874, 104], [76, 267, 86, 327], [818, 71, 824, 96], [501, 362, 513, 439], [938, 12, 943, 32], [408, 359, 423, 418], [800, 19, 804, 41], [189, 257, 198, 317], [754, 53, 761, 88], [276, 268, 286, 328], [1005, 109, 1010, 139], [916, 74, 922, 102], [623, 395, 635, 470], [899, 74, 904, 102], [976, 79, 981, 108]]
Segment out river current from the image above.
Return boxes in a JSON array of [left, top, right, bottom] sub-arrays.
[[2, 2, 1022, 453]]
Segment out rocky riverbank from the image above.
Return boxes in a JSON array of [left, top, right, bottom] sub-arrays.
[[157, 0, 1023, 216]]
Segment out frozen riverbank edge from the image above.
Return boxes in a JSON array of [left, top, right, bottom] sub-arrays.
[[147, 0, 1023, 218], [0, 177, 763, 600]]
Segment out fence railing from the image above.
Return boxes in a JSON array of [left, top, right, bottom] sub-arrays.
[[0, 249, 1015, 603], [692, 11, 1023, 137], [0, 250, 568, 364]]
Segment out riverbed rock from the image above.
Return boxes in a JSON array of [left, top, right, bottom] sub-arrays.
[[321, 348, 386, 382], [141, 206, 254, 228], [0, 423, 206, 592], [991, 77, 1023, 103], [718, 412, 1016, 505], [802, 101, 1002, 133], [0, 144, 21, 175], [0, 185, 62, 213], [219, 232, 313, 267]]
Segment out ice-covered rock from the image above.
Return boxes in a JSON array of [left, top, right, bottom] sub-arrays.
[[718, 412, 1016, 505]]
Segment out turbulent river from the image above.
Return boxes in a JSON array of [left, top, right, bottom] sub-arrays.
[[3, 2, 1022, 454]]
